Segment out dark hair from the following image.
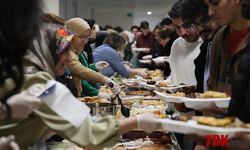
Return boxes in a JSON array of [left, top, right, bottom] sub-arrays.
[[99, 25, 104, 31], [180, 0, 209, 22], [153, 23, 164, 32], [42, 13, 65, 26], [158, 27, 179, 40], [113, 26, 123, 33], [84, 19, 95, 30], [103, 32, 127, 51], [0, 0, 41, 117], [130, 25, 139, 31], [96, 31, 110, 48], [139, 21, 149, 29], [168, 0, 183, 19], [104, 25, 113, 30], [160, 17, 173, 26]]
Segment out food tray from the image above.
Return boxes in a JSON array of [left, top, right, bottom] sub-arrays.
[[152, 56, 169, 63], [157, 119, 196, 134], [141, 83, 155, 90], [85, 103, 117, 116], [154, 91, 184, 103], [142, 55, 152, 60]]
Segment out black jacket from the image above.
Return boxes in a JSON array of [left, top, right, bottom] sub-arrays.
[[123, 42, 133, 62], [151, 37, 178, 76], [194, 41, 209, 93], [216, 27, 250, 123]]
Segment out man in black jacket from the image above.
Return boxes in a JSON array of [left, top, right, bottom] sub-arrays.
[[180, 0, 221, 94]]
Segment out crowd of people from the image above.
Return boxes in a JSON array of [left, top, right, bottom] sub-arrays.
[[1, 0, 250, 150]]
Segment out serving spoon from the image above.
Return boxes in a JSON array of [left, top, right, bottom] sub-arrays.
[[109, 82, 130, 117]]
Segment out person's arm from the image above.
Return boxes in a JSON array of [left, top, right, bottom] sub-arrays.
[[66, 51, 105, 84], [89, 64, 97, 72], [80, 80, 99, 97]]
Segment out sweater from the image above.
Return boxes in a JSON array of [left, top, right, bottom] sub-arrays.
[[93, 44, 131, 78], [168, 37, 203, 85], [135, 32, 154, 59], [78, 52, 99, 97]]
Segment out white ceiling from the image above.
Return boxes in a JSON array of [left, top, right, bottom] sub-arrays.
[[82, 0, 178, 14]]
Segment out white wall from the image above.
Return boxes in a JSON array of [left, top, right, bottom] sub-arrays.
[[42, 0, 59, 15], [133, 14, 165, 31], [94, 11, 133, 31]]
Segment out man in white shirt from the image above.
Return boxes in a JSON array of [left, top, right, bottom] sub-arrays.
[[167, 1, 203, 150]]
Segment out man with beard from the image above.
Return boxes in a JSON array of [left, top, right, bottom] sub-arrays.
[[180, 0, 221, 94], [188, 0, 250, 149], [167, 1, 203, 149]]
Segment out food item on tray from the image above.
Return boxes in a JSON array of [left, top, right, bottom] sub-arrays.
[[128, 91, 150, 95], [113, 136, 172, 150], [141, 101, 167, 107], [77, 96, 109, 103], [195, 117, 248, 127], [98, 88, 112, 95], [151, 110, 168, 118], [147, 69, 162, 78], [164, 57, 169, 59], [142, 95, 160, 100], [121, 96, 143, 107], [196, 91, 230, 99], [111, 77, 123, 83], [137, 68, 149, 71], [168, 91, 186, 97], [147, 80, 156, 85], [185, 93, 196, 98], [171, 114, 188, 122], [155, 82, 174, 87], [117, 109, 168, 120]]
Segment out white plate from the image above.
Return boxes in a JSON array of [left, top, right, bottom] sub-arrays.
[[214, 98, 231, 108], [157, 119, 196, 134], [141, 83, 155, 90], [154, 91, 184, 103], [132, 48, 148, 52], [181, 98, 231, 109], [195, 124, 250, 139], [152, 56, 169, 63], [142, 55, 152, 59], [139, 59, 150, 64]]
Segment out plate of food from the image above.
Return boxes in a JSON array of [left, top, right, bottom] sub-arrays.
[[157, 118, 196, 134], [139, 59, 151, 64], [132, 48, 148, 52], [127, 91, 151, 96], [152, 56, 169, 63], [141, 82, 155, 90], [181, 91, 231, 109], [154, 91, 186, 103], [142, 55, 152, 60], [194, 117, 250, 139]]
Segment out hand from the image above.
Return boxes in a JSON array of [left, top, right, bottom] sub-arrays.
[[144, 48, 151, 54], [137, 113, 161, 134], [95, 61, 109, 70], [6, 93, 43, 119], [38, 128, 56, 141], [180, 85, 195, 94], [137, 70, 147, 78], [0, 135, 19, 150], [201, 108, 227, 115], [123, 61, 132, 67], [222, 132, 250, 150], [97, 92, 111, 101], [174, 102, 187, 112], [105, 78, 121, 95]]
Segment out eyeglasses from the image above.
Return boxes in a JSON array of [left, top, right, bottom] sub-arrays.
[[78, 36, 91, 41], [189, 16, 213, 32]]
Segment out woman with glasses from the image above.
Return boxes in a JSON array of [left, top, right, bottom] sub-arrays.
[[65, 18, 119, 99], [152, 27, 179, 76]]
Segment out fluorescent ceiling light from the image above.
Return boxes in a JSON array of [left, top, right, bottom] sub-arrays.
[[147, 11, 152, 15]]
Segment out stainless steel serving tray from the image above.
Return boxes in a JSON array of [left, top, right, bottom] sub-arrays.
[[85, 103, 117, 117]]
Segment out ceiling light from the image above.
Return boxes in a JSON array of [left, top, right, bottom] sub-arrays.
[[147, 11, 152, 15]]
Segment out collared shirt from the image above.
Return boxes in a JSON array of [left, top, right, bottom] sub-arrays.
[[204, 42, 212, 91]]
